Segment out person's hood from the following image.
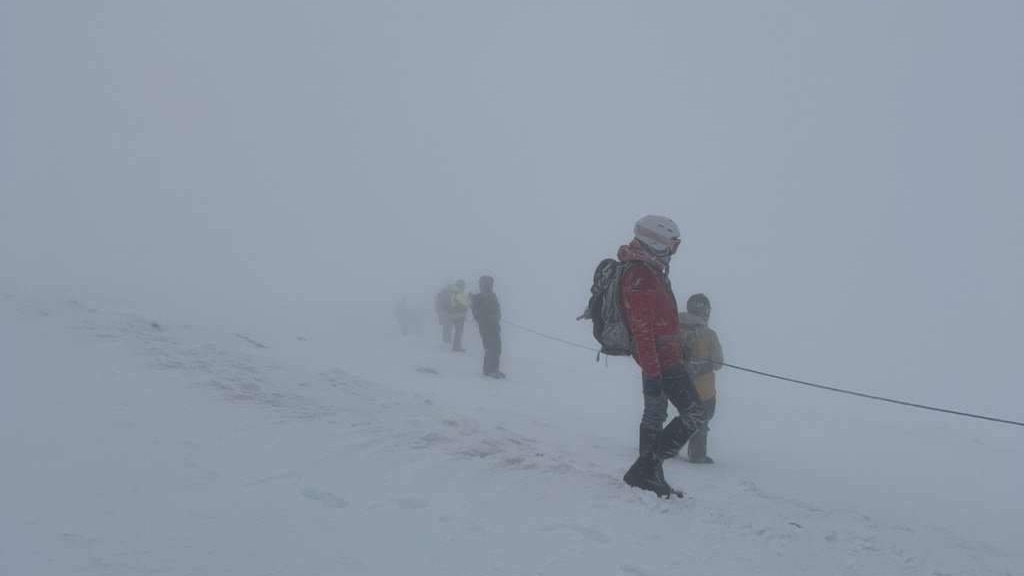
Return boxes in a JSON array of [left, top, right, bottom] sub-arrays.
[[478, 275, 495, 293], [678, 311, 708, 327], [617, 239, 667, 271]]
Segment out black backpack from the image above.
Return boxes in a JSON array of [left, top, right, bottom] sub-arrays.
[[578, 259, 634, 357]]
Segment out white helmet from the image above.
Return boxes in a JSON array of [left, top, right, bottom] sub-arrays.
[[634, 215, 681, 254]]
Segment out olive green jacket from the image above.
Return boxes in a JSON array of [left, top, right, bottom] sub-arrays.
[[679, 312, 724, 401]]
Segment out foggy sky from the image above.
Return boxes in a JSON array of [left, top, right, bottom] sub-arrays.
[[3, 1, 1022, 415]]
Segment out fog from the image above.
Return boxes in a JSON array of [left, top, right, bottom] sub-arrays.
[[3, 2, 1023, 417]]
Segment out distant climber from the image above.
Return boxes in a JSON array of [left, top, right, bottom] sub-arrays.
[[471, 275, 504, 378]]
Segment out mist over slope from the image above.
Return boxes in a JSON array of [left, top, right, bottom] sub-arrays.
[[3, 1, 1023, 413], [2, 2, 1023, 573]]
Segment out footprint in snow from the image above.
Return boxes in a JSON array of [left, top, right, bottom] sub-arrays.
[[302, 487, 348, 509], [542, 523, 611, 544], [235, 333, 269, 349]]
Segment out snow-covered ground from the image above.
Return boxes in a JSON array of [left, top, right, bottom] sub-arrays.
[[2, 284, 1021, 576]]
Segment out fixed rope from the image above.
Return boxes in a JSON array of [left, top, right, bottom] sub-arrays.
[[714, 360, 1024, 427], [502, 320, 601, 353], [502, 320, 1024, 428]]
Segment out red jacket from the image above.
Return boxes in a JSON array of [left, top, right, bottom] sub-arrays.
[[618, 241, 682, 378]]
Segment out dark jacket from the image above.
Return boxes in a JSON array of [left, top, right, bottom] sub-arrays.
[[471, 290, 501, 327]]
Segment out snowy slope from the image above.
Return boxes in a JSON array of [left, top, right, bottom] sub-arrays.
[[1, 286, 1021, 576]]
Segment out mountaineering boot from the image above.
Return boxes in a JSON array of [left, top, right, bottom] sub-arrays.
[[654, 417, 696, 462], [623, 454, 676, 498], [686, 422, 713, 463], [639, 427, 659, 456], [653, 459, 685, 498]]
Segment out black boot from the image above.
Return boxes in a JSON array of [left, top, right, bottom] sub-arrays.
[[687, 432, 714, 463], [653, 417, 694, 461], [653, 459, 685, 498], [638, 427, 659, 456], [623, 454, 680, 498], [686, 421, 714, 463]]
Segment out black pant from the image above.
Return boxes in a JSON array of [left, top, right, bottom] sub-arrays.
[[639, 365, 706, 460], [478, 322, 501, 374]]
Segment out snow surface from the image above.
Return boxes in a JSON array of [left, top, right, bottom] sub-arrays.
[[2, 285, 1021, 576]]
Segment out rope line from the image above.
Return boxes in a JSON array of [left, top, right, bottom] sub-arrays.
[[502, 320, 1024, 428], [714, 360, 1024, 427], [503, 320, 601, 353]]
